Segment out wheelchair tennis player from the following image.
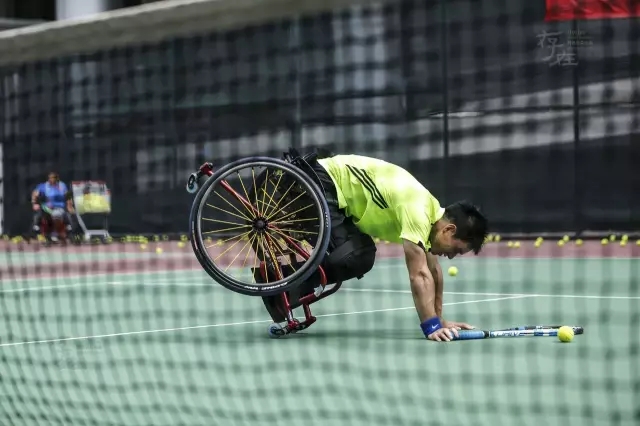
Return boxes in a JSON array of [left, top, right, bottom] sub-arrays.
[[258, 150, 489, 342], [31, 172, 75, 238]]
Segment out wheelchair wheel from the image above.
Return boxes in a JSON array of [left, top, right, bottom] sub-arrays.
[[189, 157, 331, 297]]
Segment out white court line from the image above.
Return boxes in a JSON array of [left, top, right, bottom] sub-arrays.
[[3, 251, 639, 285], [343, 288, 640, 300], [3, 278, 639, 300], [0, 295, 530, 348]]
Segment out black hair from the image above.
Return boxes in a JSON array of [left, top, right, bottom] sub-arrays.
[[443, 201, 489, 255]]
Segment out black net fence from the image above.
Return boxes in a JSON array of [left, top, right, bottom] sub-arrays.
[[0, 0, 638, 425]]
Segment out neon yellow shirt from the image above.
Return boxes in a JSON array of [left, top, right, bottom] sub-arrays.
[[317, 155, 444, 250]]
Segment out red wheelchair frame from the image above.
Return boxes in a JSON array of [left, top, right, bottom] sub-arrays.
[[196, 162, 343, 335], [39, 209, 68, 245]]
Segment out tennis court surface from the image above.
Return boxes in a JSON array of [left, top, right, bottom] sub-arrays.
[[1, 239, 638, 426], [1, 0, 638, 424]]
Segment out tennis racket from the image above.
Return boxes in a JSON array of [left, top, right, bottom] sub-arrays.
[[497, 325, 584, 335], [453, 325, 584, 341]]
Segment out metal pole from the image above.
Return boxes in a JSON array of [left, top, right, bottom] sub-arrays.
[[572, 18, 581, 236], [440, 0, 450, 199], [290, 18, 302, 151]]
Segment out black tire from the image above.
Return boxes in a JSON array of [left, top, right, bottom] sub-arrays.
[[189, 157, 331, 297]]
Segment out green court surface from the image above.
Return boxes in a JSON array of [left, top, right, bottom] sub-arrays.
[[1, 257, 638, 426]]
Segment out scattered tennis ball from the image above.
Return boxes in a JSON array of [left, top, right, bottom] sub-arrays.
[[620, 240, 627, 247], [563, 235, 570, 242], [140, 244, 147, 250], [557, 240, 565, 247], [494, 235, 501, 242], [601, 238, 609, 245], [180, 235, 188, 242], [636, 240, 640, 246], [448, 266, 458, 277], [557, 326, 574, 343], [622, 234, 629, 241], [575, 239, 583, 246], [156, 247, 163, 254], [507, 241, 514, 248], [374, 238, 380, 243], [162, 235, 169, 241], [177, 242, 186, 248], [534, 240, 542, 248], [609, 235, 616, 241], [513, 241, 520, 248]]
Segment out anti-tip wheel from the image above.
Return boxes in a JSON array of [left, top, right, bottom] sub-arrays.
[[268, 323, 287, 339]]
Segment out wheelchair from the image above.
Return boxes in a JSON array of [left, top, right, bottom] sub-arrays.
[[186, 150, 341, 338], [38, 207, 70, 246]]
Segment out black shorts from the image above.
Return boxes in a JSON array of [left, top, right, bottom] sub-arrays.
[[303, 153, 377, 285]]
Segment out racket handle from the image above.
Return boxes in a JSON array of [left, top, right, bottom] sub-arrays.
[[453, 330, 487, 340]]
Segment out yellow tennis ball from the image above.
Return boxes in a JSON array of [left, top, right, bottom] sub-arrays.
[[601, 238, 609, 245], [448, 266, 458, 277], [622, 234, 628, 241], [156, 247, 163, 254], [636, 240, 640, 246], [609, 235, 616, 241], [563, 235, 570, 242], [494, 235, 501, 242], [557, 240, 565, 247], [534, 240, 542, 248], [620, 240, 627, 247], [557, 326, 574, 343], [513, 241, 520, 248], [507, 241, 514, 247], [140, 244, 147, 250], [575, 239, 583, 246], [177, 242, 185, 248]]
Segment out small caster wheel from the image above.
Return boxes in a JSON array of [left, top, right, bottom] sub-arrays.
[[268, 323, 287, 339]]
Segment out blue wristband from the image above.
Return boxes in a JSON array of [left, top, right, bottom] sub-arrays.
[[420, 316, 442, 336]]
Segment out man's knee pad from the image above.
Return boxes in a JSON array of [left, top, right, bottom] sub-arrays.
[[324, 234, 376, 283]]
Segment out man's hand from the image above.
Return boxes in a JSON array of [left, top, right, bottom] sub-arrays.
[[443, 320, 475, 331], [427, 326, 459, 342]]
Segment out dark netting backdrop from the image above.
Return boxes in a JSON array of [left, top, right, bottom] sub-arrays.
[[0, 0, 638, 425]]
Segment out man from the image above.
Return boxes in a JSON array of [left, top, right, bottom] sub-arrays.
[[260, 151, 489, 342], [32, 172, 75, 237]]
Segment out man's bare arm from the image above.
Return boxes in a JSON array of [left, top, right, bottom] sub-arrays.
[[403, 239, 437, 322], [426, 252, 444, 318]]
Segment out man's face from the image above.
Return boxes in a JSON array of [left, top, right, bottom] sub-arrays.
[[48, 174, 59, 185], [430, 224, 471, 259]]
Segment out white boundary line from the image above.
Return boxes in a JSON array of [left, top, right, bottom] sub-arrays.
[[2, 278, 638, 300], [343, 288, 640, 300], [2, 253, 640, 285], [0, 295, 531, 348]]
